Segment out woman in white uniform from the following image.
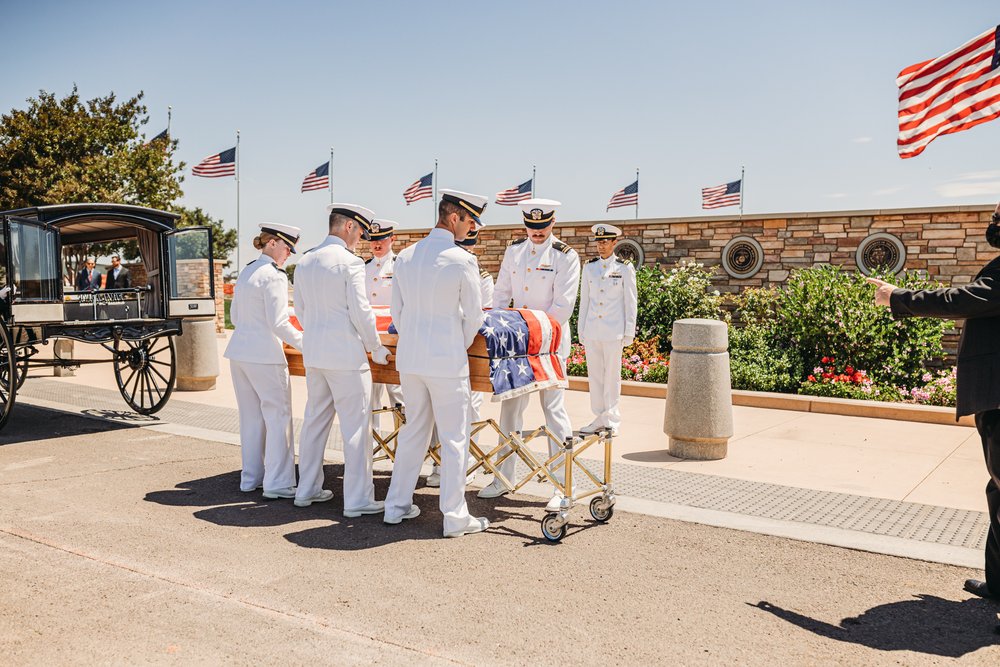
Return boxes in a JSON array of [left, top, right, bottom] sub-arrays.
[[224, 223, 304, 498]]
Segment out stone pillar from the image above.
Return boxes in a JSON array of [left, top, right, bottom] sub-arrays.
[[53, 339, 75, 377], [663, 318, 733, 460], [174, 319, 219, 391]]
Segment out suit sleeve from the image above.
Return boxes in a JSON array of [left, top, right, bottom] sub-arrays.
[[890, 272, 1000, 320], [460, 259, 485, 348], [578, 267, 590, 341], [390, 259, 405, 337], [123, 269, 131, 288], [263, 274, 303, 351], [624, 262, 638, 338], [549, 250, 581, 325], [493, 248, 513, 309], [480, 273, 495, 309], [230, 285, 241, 328], [346, 261, 381, 352]]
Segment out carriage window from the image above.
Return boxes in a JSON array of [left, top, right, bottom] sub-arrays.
[[10, 222, 59, 301], [167, 228, 212, 299]]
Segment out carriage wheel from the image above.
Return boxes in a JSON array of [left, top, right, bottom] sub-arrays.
[[8, 327, 32, 390], [113, 335, 176, 415], [0, 321, 17, 430]]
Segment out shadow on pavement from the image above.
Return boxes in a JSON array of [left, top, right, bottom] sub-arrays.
[[0, 404, 138, 446], [752, 597, 1000, 657], [622, 449, 682, 463], [145, 464, 611, 549]]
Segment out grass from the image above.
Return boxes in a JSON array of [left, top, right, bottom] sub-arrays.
[[224, 297, 234, 329]]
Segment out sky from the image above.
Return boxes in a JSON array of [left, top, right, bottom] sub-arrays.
[[3, 1, 1000, 266]]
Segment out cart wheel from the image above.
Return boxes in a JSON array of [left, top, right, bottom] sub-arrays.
[[589, 496, 615, 523], [114, 336, 176, 415], [9, 327, 31, 390], [0, 321, 17, 430], [541, 513, 567, 542]]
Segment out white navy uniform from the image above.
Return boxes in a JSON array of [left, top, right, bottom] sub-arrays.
[[383, 227, 485, 534], [579, 253, 637, 432], [224, 254, 303, 493], [489, 233, 580, 486], [366, 250, 405, 418], [294, 235, 383, 511]]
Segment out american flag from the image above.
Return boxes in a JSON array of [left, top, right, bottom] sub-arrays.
[[495, 179, 533, 205], [897, 26, 1000, 159], [606, 180, 639, 210], [146, 128, 169, 144], [403, 172, 433, 204], [300, 161, 330, 193], [702, 179, 742, 209], [483, 309, 566, 400], [192, 147, 236, 178]]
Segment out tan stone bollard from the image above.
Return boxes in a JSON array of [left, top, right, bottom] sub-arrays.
[[663, 318, 733, 460], [174, 319, 220, 390], [53, 339, 75, 377]]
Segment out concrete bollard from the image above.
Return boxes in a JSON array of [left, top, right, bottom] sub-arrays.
[[174, 319, 220, 391], [53, 339, 75, 377], [663, 318, 733, 460]]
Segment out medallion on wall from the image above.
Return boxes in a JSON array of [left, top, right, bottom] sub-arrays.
[[856, 232, 906, 275], [613, 238, 644, 266], [721, 236, 764, 279]]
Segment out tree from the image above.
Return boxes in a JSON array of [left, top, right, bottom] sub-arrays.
[[174, 206, 238, 268], [0, 86, 185, 275]]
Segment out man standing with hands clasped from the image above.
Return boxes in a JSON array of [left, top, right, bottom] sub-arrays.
[[868, 201, 1000, 604]]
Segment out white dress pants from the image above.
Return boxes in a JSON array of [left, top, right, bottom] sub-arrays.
[[230, 360, 296, 491], [585, 339, 625, 430], [296, 367, 375, 511], [429, 390, 484, 475], [385, 374, 472, 534], [370, 382, 405, 432], [494, 386, 573, 484]]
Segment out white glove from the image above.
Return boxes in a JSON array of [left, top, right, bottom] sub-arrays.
[[372, 346, 391, 365], [622, 336, 634, 347]]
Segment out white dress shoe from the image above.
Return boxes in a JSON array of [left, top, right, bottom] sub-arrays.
[[262, 486, 296, 499], [384, 504, 420, 524], [293, 489, 334, 507], [240, 483, 262, 493], [425, 472, 441, 488], [343, 500, 385, 518], [477, 479, 509, 499], [444, 516, 489, 538], [545, 491, 566, 511], [579, 421, 603, 434]]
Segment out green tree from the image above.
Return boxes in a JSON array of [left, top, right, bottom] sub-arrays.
[[0, 86, 185, 275], [174, 206, 237, 268]]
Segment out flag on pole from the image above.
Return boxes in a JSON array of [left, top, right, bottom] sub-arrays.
[[192, 147, 236, 177], [146, 128, 169, 144], [702, 180, 742, 209], [897, 25, 1000, 159], [403, 172, 433, 204], [300, 161, 330, 192], [606, 180, 639, 210], [495, 179, 533, 205]]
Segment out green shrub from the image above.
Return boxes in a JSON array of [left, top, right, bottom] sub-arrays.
[[728, 323, 802, 393], [636, 262, 723, 352]]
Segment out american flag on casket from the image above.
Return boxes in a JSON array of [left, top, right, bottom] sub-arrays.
[[369, 305, 567, 401]]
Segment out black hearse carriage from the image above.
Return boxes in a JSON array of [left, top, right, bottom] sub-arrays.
[[0, 203, 215, 429]]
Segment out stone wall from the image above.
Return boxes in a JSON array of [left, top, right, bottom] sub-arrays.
[[127, 260, 225, 333]]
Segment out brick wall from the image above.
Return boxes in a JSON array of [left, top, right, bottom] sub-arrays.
[[129, 260, 225, 333]]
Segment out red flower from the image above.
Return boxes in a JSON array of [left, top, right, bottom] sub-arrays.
[[821, 356, 830, 364], [845, 366, 854, 375], [808, 375, 816, 382]]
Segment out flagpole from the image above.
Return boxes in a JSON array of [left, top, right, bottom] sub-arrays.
[[532, 164, 537, 197], [330, 146, 334, 203], [433, 158, 438, 226], [236, 130, 241, 270], [740, 164, 745, 220], [167, 106, 172, 137], [635, 167, 639, 221]]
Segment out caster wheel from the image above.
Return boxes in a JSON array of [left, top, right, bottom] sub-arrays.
[[589, 496, 614, 523], [541, 512, 567, 542]]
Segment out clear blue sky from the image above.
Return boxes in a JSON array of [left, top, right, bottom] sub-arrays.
[[4, 1, 1000, 265]]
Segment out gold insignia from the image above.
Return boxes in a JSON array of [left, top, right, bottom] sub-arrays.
[[530, 209, 543, 220]]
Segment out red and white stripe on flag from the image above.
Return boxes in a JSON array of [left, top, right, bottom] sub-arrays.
[[897, 26, 1000, 159]]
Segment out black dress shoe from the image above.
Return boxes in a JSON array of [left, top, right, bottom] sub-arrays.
[[963, 579, 999, 600]]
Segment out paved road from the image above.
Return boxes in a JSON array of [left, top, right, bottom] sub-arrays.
[[1, 406, 998, 665]]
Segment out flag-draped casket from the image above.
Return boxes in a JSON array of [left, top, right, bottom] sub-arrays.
[[284, 306, 567, 400]]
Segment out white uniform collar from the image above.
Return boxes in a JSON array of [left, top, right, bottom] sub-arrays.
[[327, 235, 348, 249], [373, 250, 395, 263], [429, 227, 457, 242], [530, 234, 555, 251]]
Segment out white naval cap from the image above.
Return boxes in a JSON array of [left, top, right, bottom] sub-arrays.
[[327, 203, 376, 239], [591, 223, 623, 240], [368, 219, 397, 241], [439, 188, 488, 227], [519, 198, 561, 229], [258, 222, 302, 253]]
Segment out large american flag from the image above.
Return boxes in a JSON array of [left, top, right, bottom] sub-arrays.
[[403, 172, 433, 204], [192, 147, 236, 178], [606, 180, 639, 210], [702, 179, 742, 209], [300, 161, 330, 192], [495, 179, 533, 205], [897, 25, 1000, 159]]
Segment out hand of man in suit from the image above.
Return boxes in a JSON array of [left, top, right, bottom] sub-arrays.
[[866, 277, 897, 308]]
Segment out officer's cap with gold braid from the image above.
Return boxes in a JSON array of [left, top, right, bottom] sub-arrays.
[[518, 198, 561, 230], [258, 222, 302, 253], [326, 203, 376, 240], [591, 223, 622, 240], [439, 188, 488, 228], [368, 219, 396, 242]]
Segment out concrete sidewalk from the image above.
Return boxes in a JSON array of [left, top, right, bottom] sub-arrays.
[[16, 332, 991, 567]]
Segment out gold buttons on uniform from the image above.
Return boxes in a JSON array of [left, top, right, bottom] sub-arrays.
[[524, 286, 529, 291]]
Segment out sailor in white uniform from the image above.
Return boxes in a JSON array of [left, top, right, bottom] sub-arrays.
[[479, 198, 580, 511], [425, 226, 494, 488], [383, 189, 489, 538], [224, 223, 303, 498], [578, 224, 637, 436], [293, 203, 392, 515], [364, 220, 405, 430]]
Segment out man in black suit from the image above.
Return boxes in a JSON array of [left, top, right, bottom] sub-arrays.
[[105, 255, 131, 289], [75, 258, 101, 291], [868, 202, 1000, 604]]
